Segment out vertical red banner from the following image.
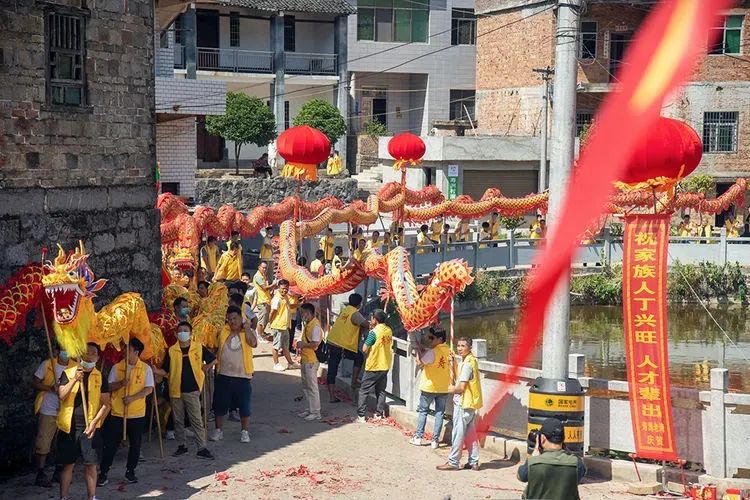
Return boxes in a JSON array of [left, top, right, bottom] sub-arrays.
[[623, 213, 677, 461]]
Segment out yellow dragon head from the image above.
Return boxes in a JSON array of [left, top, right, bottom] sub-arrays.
[[42, 242, 106, 356], [164, 246, 196, 287]]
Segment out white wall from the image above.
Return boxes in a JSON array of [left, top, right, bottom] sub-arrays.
[[157, 117, 198, 198]]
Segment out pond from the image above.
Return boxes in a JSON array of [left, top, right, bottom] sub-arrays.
[[448, 305, 750, 392]]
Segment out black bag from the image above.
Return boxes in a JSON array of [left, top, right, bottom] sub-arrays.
[[315, 340, 329, 363]]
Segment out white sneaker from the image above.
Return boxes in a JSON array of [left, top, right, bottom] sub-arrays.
[[273, 363, 286, 371], [165, 431, 175, 441], [240, 430, 250, 443], [431, 441, 439, 450], [297, 410, 310, 418], [409, 436, 424, 446], [209, 429, 223, 442], [304, 413, 321, 421], [287, 363, 301, 370], [372, 414, 384, 421], [356, 416, 367, 423]]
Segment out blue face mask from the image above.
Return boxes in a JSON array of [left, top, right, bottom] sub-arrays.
[[177, 331, 191, 343], [179, 307, 190, 319], [80, 360, 96, 370], [59, 351, 69, 363]]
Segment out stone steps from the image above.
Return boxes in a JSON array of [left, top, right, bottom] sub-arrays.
[[352, 164, 383, 195]]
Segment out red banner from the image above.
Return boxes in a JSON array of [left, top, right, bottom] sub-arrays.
[[623, 214, 677, 461]]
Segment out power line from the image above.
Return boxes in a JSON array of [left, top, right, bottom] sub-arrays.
[[157, 4, 555, 112]]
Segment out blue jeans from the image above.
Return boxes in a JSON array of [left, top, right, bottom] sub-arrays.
[[415, 391, 448, 441], [447, 406, 479, 467]]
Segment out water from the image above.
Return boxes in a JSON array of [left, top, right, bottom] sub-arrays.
[[450, 305, 750, 392]]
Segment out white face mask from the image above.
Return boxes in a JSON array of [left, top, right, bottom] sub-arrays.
[[177, 331, 191, 342]]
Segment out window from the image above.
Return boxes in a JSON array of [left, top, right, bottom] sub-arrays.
[[579, 21, 597, 59], [162, 182, 180, 195], [703, 111, 738, 153], [357, 0, 429, 43], [709, 15, 742, 55], [159, 30, 169, 48], [449, 90, 475, 121], [451, 8, 476, 45], [284, 16, 295, 52], [230, 12, 240, 47], [174, 15, 183, 45], [284, 101, 290, 130], [46, 9, 86, 107], [576, 112, 593, 137]]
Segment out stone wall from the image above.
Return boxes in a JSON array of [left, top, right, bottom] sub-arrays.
[[0, 0, 161, 470], [196, 177, 365, 209]]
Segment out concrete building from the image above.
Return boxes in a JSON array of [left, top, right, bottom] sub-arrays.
[[155, 0, 353, 197], [347, 0, 477, 137], [0, 0, 162, 467], [475, 0, 750, 213]]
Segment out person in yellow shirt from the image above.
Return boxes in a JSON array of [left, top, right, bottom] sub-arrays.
[[489, 212, 502, 241], [453, 219, 472, 243], [479, 221, 492, 248], [154, 321, 215, 459], [266, 280, 298, 371], [214, 242, 242, 281], [32, 347, 73, 486], [430, 217, 444, 242], [366, 230, 382, 253], [296, 303, 323, 420], [326, 150, 343, 177], [326, 293, 370, 403], [440, 223, 452, 246], [332, 245, 344, 271], [252, 261, 275, 339], [56, 343, 111, 500], [209, 306, 257, 444], [260, 226, 274, 262], [353, 238, 368, 262], [699, 220, 713, 244], [356, 309, 393, 422], [417, 224, 435, 254], [678, 214, 695, 237], [725, 215, 742, 238], [529, 215, 544, 239], [98, 338, 154, 485], [200, 236, 220, 280], [319, 227, 335, 262], [393, 226, 404, 247], [310, 249, 326, 278], [437, 337, 483, 471], [410, 327, 451, 449], [383, 231, 393, 250]]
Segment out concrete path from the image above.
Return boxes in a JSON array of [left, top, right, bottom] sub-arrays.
[[5, 343, 642, 499]]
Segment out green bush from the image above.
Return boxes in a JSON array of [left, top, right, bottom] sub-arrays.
[[293, 99, 347, 145], [458, 271, 523, 305], [570, 266, 623, 305], [361, 120, 389, 137]]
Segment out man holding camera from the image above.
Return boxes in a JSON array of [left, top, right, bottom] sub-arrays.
[[517, 417, 586, 500]]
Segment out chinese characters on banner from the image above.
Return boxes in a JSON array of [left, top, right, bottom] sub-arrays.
[[622, 214, 677, 461]]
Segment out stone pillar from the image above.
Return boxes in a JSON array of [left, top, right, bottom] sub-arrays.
[[719, 227, 727, 265], [271, 14, 286, 133], [705, 368, 728, 477], [184, 5, 197, 79], [473, 339, 487, 359], [334, 15, 349, 169], [568, 353, 585, 379]]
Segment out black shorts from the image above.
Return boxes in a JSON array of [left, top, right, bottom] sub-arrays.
[[56, 428, 100, 465], [326, 344, 364, 385], [213, 374, 252, 418]]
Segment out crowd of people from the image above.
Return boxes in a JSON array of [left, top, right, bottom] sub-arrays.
[[31, 222, 589, 500]]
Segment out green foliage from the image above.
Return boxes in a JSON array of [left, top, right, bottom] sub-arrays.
[[667, 261, 747, 302], [206, 92, 277, 173], [457, 271, 524, 306], [680, 173, 715, 195], [499, 216, 526, 231], [570, 266, 623, 305], [579, 119, 596, 145], [361, 120, 389, 137], [293, 99, 347, 145]]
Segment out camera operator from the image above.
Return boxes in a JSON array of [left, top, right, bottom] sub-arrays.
[[517, 417, 586, 500]]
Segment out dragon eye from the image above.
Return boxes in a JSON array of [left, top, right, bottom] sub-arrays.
[[68, 271, 78, 279]]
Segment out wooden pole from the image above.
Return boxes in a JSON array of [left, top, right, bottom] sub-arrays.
[[148, 390, 155, 443], [450, 297, 456, 385], [39, 249, 58, 388], [202, 377, 209, 434], [151, 382, 164, 458], [79, 361, 90, 426], [123, 336, 130, 442]]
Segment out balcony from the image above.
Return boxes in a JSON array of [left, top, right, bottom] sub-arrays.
[[285, 52, 338, 76], [172, 46, 338, 77]]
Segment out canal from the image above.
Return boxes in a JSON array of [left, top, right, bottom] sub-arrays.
[[448, 305, 750, 392]]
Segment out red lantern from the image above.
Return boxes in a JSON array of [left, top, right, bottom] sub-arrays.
[[278, 125, 331, 181], [388, 132, 426, 171], [616, 117, 702, 191]]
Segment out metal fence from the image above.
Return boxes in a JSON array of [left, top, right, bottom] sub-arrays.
[[284, 52, 337, 76], [197, 47, 273, 74]]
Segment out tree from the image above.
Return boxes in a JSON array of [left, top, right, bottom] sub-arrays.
[[362, 119, 389, 137], [206, 92, 277, 174], [293, 99, 347, 146], [680, 173, 715, 195]]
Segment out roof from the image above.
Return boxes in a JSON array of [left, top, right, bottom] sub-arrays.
[[214, 0, 356, 15]]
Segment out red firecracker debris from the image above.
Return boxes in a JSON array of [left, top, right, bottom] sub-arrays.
[[474, 483, 524, 492], [216, 471, 231, 486], [117, 481, 127, 492], [277, 427, 293, 433]]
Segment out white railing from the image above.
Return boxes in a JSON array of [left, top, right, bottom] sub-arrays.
[[371, 338, 750, 479]]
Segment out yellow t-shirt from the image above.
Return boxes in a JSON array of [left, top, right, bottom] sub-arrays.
[[430, 221, 443, 241], [326, 156, 343, 176], [310, 259, 324, 276], [366, 238, 381, 252], [253, 271, 272, 305], [319, 235, 335, 261], [489, 220, 502, 240], [260, 236, 273, 261], [214, 251, 241, 281], [419, 343, 452, 394], [416, 232, 431, 254], [269, 291, 291, 330], [327, 305, 361, 353], [201, 245, 219, 273]]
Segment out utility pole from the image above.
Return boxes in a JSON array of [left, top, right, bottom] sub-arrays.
[[533, 67, 554, 192], [542, 0, 581, 380]]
